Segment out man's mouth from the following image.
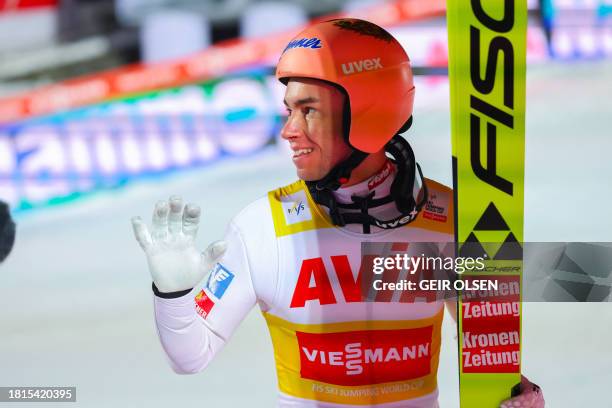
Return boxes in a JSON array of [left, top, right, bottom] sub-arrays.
[[292, 148, 313, 158]]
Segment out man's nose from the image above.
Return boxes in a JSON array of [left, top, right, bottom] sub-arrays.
[[280, 114, 303, 141]]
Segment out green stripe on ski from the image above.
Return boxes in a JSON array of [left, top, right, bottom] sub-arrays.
[[447, 0, 527, 406]]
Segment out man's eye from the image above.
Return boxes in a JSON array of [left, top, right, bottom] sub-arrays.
[[286, 108, 292, 116], [304, 107, 314, 115]]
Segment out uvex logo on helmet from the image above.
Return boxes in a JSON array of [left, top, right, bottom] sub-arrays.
[[341, 57, 383, 75]]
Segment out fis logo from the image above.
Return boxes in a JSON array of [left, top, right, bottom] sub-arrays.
[[341, 58, 383, 75], [205, 263, 234, 299], [281, 190, 312, 225], [287, 201, 305, 216]]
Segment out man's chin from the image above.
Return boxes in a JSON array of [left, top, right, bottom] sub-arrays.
[[295, 168, 325, 182]]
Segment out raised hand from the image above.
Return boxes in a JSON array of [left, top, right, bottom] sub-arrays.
[[131, 196, 227, 293]]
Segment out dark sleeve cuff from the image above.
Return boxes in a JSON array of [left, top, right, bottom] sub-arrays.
[[152, 282, 193, 299]]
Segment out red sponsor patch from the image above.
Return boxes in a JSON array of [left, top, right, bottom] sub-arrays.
[[461, 275, 521, 303], [296, 327, 433, 386], [391, 242, 409, 252], [461, 300, 521, 373], [367, 161, 394, 190], [460, 276, 521, 373], [194, 290, 215, 319], [422, 191, 449, 223], [423, 211, 448, 222]]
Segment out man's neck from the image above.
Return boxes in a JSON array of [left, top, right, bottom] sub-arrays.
[[342, 150, 388, 187], [329, 159, 400, 234]]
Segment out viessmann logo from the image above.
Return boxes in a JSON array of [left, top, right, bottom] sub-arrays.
[[296, 327, 433, 386]]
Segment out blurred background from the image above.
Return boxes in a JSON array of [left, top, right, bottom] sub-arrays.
[[0, 0, 611, 407]]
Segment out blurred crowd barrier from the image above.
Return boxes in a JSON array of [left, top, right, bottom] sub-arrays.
[[0, 0, 609, 214], [0, 71, 285, 211]]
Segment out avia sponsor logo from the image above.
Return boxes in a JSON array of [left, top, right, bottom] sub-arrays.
[[281, 190, 312, 225], [205, 263, 234, 299], [194, 290, 215, 319], [367, 161, 394, 190], [423, 192, 448, 223], [297, 327, 433, 386], [290, 255, 362, 308], [283, 37, 322, 53], [341, 58, 383, 75], [290, 253, 440, 308]]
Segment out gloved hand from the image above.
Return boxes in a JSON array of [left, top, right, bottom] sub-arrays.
[[500, 375, 545, 408], [131, 195, 227, 293], [0, 200, 16, 263]]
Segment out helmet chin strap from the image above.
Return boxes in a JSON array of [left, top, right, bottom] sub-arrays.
[[305, 150, 367, 227], [306, 132, 428, 233], [309, 150, 368, 192]]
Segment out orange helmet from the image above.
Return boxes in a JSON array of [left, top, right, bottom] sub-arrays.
[[276, 18, 415, 154]]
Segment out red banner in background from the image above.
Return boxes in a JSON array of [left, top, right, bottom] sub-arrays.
[[0, 0, 57, 11], [0, 0, 446, 124]]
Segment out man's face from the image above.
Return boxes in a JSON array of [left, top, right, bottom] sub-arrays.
[[281, 78, 352, 181]]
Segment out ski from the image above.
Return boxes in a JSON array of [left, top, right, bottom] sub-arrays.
[[447, 1, 527, 406]]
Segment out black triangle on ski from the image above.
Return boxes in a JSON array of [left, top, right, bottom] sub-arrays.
[[493, 232, 523, 260], [459, 232, 488, 258], [474, 202, 510, 231]]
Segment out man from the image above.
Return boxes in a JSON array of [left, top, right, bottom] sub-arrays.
[[132, 19, 543, 407], [0, 200, 16, 264]]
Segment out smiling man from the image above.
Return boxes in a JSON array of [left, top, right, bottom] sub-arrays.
[[283, 78, 353, 181], [132, 19, 543, 407]]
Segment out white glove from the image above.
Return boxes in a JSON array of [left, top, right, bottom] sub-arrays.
[[131, 195, 227, 293]]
